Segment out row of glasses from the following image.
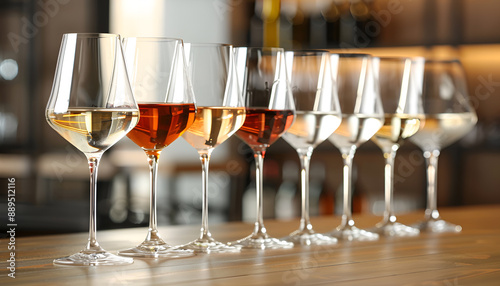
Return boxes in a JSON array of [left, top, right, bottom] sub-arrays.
[[281, 54, 476, 242], [327, 56, 476, 239], [46, 33, 477, 265]]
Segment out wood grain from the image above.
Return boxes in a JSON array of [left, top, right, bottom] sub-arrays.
[[1, 205, 500, 285]]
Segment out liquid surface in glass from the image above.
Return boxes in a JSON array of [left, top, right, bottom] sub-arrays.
[[183, 107, 246, 151], [283, 111, 341, 150], [127, 103, 196, 154], [236, 108, 295, 150], [410, 113, 477, 151], [47, 108, 139, 153]]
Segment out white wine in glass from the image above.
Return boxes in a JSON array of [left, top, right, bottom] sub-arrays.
[[410, 59, 477, 233], [326, 54, 384, 242], [281, 51, 341, 246], [369, 57, 425, 237], [46, 33, 139, 266], [180, 43, 245, 253]]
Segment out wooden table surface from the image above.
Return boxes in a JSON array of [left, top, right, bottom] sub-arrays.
[[2, 205, 500, 285]]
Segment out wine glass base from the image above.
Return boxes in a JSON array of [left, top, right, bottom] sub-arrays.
[[412, 219, 462, 233], [179, 238, 241, 254], [118, 244, 194, 258], [228, 234, 294, 250], [326, 225, 379, 241], [282, 231, 338, 246], [370, 221, 420, 237], [54, 251, 133, 266]]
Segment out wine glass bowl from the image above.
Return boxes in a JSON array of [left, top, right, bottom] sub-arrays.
[[281, 50, 341, 245], [410, 59, 478, 233], [46, 33, 138, 266], [326, 53, 383, 241], [179, 43, 245, 253], [229, 47, 295, 249], [118, 37, 196, 258], [369, 57, 425, 237]]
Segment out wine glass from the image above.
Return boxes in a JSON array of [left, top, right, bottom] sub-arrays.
[[46, 33, 139, 266], [410, 59, 477, 233], [179, 43, 245, 253], [369, 57, 425, 237], [326, 53, 383, 241], [228, 47, 295, 249], [118, 37, 196, 258], [281, 51, 341, 245]]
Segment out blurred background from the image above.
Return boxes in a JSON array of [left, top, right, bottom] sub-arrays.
[[1, 0, 500, 236]]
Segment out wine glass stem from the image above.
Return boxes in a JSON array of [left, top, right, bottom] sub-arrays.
[[199, 151, 213, 240], [253, 150, 267, 236], [425, 151, 440, 220], [146, 152, 161, 241], [341, 148, 356, 227], [85, 155, 103, 252], [383, 148, 397, 223], [297, 148, 313, 232]]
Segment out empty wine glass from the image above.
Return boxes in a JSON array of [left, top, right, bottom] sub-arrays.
[[281, 51, 341, 245], [411, 59, 477, 233], [228, 47, 295, 249], [118, 37, 196, 258], [46, 33, 139, 266], [179, 43, 245, 253], [370, 57, 425, 237], [326, 53, 383, 241]]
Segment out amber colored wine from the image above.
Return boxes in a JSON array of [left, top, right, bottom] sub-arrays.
[[236, 108, 295, 151], [47, 108, 139, 154], [127, 103, 196, 153], [372, 114, 424, 152], [183, 107, 246, 151]]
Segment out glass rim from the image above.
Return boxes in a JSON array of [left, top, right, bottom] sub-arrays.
[[332, 53, 372, 58], [184, 42, 232, 47], [122, 36, 184, 43], [234, 46, 285, 52], [424, 58, 461, 64], [373, 56, 427, 61], [284, 49, 330, 55], [62, 33, 121, 38]]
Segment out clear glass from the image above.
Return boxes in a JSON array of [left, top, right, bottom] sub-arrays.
[[326, 54, 383, 241], [229, 47, 295, 249], [179, 43, 245, 253], [118, 37, 195, 258], [46, 33, 139, 266], [369, 57, 425, 237], [281, 51, 341, 245], [410, 59, 477, 233]]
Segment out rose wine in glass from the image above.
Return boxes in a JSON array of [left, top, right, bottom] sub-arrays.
[[370, 57, 425, 237], [180, 43, 245, 253], [46, 33, 138, 266], [118, 37, 196, 258], [410, 59, 477, 233], [281, 51, 341, 246], [326, 54, 384, 241], [229, 47, 295, 249]]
